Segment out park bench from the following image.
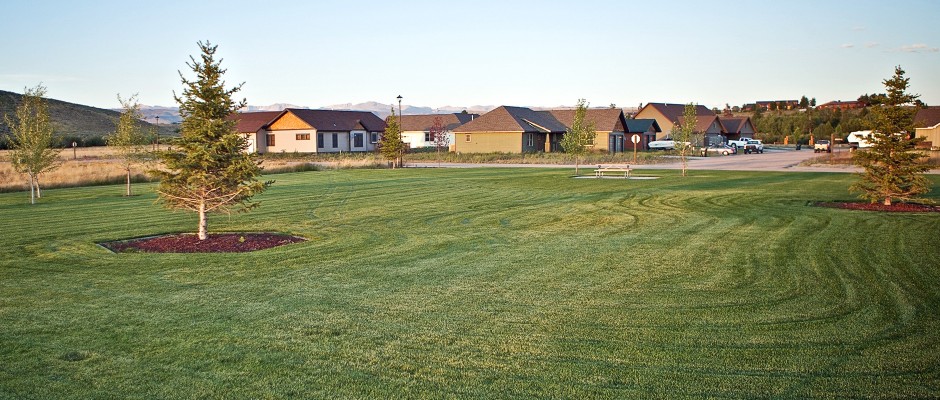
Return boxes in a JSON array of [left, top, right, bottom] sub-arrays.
[[594, 166, 632, 178]]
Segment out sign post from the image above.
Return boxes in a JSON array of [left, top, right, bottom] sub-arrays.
[[631, 134, 640, 163]]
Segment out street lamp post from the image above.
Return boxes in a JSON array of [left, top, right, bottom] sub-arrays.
[[154, 115, 160, 151], [397, 95, 403, 167]]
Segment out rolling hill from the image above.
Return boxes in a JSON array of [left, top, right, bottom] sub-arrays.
[[0, 90, 175, 146]]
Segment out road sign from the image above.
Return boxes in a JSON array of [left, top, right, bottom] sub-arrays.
[[631, 134, 640, 144]]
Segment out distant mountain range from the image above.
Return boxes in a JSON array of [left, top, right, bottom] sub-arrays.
[[135, 102, 498, 123]]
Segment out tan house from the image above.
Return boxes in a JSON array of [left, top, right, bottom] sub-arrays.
[[547, 108, 631, 152], [635, 103, 724, 145], [398, 113, 478, 149], [230, 109, 386, 154], [453, 106, 568, 153], [720, 116, 757, 141], [915, 106, 940, 149]]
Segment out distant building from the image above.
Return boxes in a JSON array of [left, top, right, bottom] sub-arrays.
[[397, 113, 477, 149], [914, 106, 940, 149], [816, 100, 867, 110], [634, 103, 720, 144], [230, 109, 386, 154]]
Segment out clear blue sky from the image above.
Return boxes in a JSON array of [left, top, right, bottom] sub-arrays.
[[2, 0, 938, 110]]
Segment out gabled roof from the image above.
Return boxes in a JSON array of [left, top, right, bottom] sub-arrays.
[[281, 108, 386, 132], [453, 106, 567, 133], [228, 111, 282, 133], [678, 115, 726, 134], [638, 103, 715, 123], [547, 108, 626, 132], [398, 113, 479, 132], [719, 116, 752, 134], [915, 106, 940, 128], [624, 119, 662, 133]]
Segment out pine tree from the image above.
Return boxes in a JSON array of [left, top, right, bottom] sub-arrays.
[[851, 66, 930, 206], [153, 41, 270, 240], [107, 94, 149, 196], [380, 108, 405, 168], [559, 99, 596, 176], [4, 84, 59, 204]]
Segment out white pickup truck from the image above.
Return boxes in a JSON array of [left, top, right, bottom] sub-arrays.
[[727, 138, 764, 154]]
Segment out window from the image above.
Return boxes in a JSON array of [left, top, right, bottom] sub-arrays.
[[317, 133, 324, 149], [424, 132, 433, 142], [370, 132, 378, 143], [296, 133, 310, 140], [526, 133, 533, 147], [331, 133, 338, 148], [266, 134, 275, 147], [353, 133, 364, 148], [465, 134, 471, 142]]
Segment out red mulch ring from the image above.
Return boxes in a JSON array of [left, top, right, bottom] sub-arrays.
[[101, 233, 306, 253], [815, 202, 940, 213]]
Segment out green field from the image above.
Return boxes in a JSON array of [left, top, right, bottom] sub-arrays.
[[1, 168, 939, 398]]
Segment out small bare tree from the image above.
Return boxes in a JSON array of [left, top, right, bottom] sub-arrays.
[[672, 103, 698, 177], [559, 99, 596, 176], [430, 116, 449, 165], [107, 94, 149, 196], [4, 84, 60, 204]]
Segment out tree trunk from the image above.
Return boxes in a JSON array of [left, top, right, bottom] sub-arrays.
[[125, 169, 132, 196], [575, 158, 580, 176], [198, 201, 208, 240], [883, 197, 892, 206], [28, 175, 35, 205], [35, 177, 42, 199]]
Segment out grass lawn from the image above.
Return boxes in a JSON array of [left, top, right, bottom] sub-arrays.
[[1, 168, 939, 398]]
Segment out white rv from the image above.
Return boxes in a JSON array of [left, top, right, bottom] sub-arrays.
[[847, 130, 873, 149]]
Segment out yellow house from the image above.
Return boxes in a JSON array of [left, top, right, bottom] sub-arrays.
[[230, 109, 386, 154], [453, 106, 568, 153], [915, 107, 940, 150]]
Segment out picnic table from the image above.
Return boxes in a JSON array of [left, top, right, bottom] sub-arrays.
[[594, 166, 632, 178]]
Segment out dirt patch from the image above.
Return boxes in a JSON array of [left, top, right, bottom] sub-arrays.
[[101, 233, 306, 253], [815, 202, 940, 213]]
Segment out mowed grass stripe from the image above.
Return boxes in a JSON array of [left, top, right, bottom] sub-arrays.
[[1, 168, 939, 398]]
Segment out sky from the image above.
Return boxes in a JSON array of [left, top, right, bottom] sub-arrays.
[[2, 0, 939, 111]]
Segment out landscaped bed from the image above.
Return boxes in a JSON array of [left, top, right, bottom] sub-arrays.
[[815, 201, 940, 213], [100, 233, 306, 253]]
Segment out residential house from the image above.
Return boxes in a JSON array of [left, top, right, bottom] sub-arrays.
[[624, 119, 662, 151], [634, 103, 720, 144], [452, 106, 568, 153], [398, 113, 478, 149], [816, 100, 867, 110], [914, 106, 940, 149], [719, 116, 757, 141], [230, 109, 386, 154], [680, 114, 727, 146], [756, 100, 799, 110], [547, 108, 632, 152]]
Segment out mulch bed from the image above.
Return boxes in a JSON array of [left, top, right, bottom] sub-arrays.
[[101, 233, 306, 253], [814, 202, 940, 213]]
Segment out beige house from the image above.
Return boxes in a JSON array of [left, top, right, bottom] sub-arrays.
[[548, 108, 631, 152], [230, 109, 386, 154], [915, 107, 940, 150], [635, 103, 719, 142], [398, 113, 478, 149], [453, 106, 568, 153]]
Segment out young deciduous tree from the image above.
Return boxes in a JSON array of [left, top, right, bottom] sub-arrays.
[[671, 103, 698, 177], [851, 66, 930, 206], [429, 116, 449, 164], [559, 98, 596, 176], [4, 84, 59, 204], [107, 94, 149, 196], [153, 41, 270, 240], [379, 108, 405, 168]]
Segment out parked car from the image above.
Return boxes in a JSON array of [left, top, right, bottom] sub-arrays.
[[742, 140, 764, 154], [699, 144, 736, 156], [727, 138, 754, 149], [814, 139, 832, 153]]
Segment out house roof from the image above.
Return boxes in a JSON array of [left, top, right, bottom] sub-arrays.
[[398, 113, 478, 132], [453, 106, 568, 133], [638, 103, 715, 124], [915, 106, 940, 128], [720, 116, 752, 134], [282, 108, 386, 132], [624, 119, 662, 133], [229, 111, 282, 133], [547, 108, 626, 132], [678, 115, 726, 134]]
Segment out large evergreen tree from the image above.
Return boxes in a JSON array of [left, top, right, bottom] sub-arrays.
[[559, 98, 596, 176], [153, 41, 270, 240], [851, 66, 930, 206], [4, 84, 59, 204]]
